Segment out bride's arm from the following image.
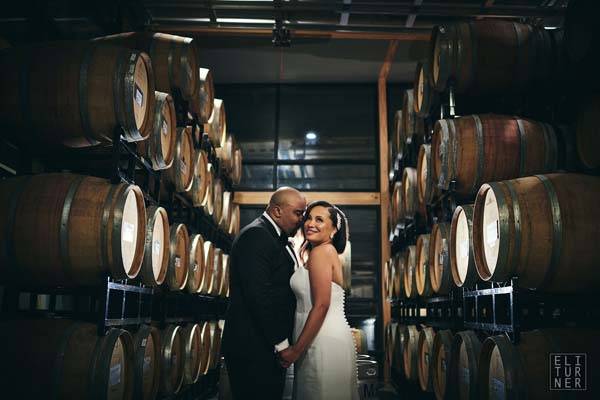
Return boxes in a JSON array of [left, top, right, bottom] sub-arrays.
[[279, 245, 334, 365]]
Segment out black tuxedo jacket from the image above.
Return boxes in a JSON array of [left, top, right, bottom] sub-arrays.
[[222, 215, 296, 360]]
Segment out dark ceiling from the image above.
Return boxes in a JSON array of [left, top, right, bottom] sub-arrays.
[[0, 1, 568, 83]]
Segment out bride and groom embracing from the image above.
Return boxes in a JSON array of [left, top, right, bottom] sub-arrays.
[[222, 187, 359, 400]]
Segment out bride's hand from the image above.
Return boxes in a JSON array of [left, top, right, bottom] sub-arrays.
[[278, 346, 300, 368]]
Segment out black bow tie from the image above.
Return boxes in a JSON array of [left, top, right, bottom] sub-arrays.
[[279, 232, 290, 246]]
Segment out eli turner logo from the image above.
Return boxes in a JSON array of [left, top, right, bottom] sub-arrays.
[[550, 353, 587, 391]]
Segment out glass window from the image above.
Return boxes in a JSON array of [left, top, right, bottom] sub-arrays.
[[236, 165, 274, 190], [278, 85, 377, 161], [215, 85, 277, 162], [277, 164, 377, 191]]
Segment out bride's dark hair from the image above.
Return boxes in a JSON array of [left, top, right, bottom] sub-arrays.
[[301, 200, 349, 257]]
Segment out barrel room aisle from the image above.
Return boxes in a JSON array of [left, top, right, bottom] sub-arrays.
[[0, 0, 599, 400]]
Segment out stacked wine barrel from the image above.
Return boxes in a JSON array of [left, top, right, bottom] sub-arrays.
[[386, 11, 600, 397], [0, 32, 244, 399]]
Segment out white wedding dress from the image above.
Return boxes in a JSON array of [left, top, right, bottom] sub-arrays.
[[290, 265, 359, 400]]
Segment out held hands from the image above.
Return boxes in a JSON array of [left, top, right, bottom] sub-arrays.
[[278, 345, 301, 368]]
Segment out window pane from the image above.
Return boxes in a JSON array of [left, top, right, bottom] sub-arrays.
[[236, 165, 274, 190], [215, 85, 276, 161], [278, 85, 377, 161], [277, 164, 377, 191]]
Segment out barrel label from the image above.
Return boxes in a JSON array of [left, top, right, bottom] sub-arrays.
[[184, 62, 193, 83], [144, 356, 152, 372], [180, 159, 187, 174], [193, 263, 198, 272], [141, 338, 147, 347], [439, 252, 445, 266], [175, 257, 181, 268], [425, 352, 430, 365], [123, 222, 135, 243], [491, 378, 505, 399], [486, 221, 498, 246], [135, 84, 144, 107], [162, 120, 169, 136], [172, 355, 177, 366], [153, 240, 161, 255], [459, 242, 469, 259], [110, 364, 122, 386], [441, 358, 446, 372]]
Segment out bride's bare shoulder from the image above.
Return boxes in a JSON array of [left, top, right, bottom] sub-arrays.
[[307, 243, 338, 261]]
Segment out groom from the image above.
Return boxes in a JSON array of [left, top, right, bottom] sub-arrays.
[[222, 187, 306, 400]]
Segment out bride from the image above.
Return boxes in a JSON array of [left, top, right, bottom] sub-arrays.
[[279, 200, 359, 400]]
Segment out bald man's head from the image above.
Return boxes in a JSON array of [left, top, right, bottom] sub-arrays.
[[266, 187, 306, 236]]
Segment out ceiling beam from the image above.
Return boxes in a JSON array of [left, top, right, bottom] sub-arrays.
[[234, 191, 381, 206], [150, 25, 431, 41]]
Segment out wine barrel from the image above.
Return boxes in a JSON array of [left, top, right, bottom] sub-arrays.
[[448, 331, 482, 400], [473, 173, 600, 291], [159, 325, 185, 397], [432, 330, 454, 400], [402, 167, 419, 219], [189, 68, 215, 123], [0, 173, 145, 286], [385, 257, 394, 299], [190, 149, 209, 207], [403, 245, 418, 299], [186, 234, 206, 294], [167, 224, 190, 291], [219, 253, 230, 298], [392, 324, 405, 374], [479, 329, 600, 399], [450, 205, 478, 288], [403, 325, 420, 381], [213, 178, 224, 224], [431, 114, 574, 196], [182, 324, 202, 384], [201, 164, 215, 217], [231, 148, 243, 186], [391, 181, 403, 225], [209, 248, 224, 296], [200, 241, 215, 294], [132, 325, 160, 400], [140, 206, 169, 287], [393, 252, 404, 299], [416, 234, 433, 297], [0, 42, 155, 147], [228, 203, 240, 237], [429, 223, 453, 295], [392, 110, 403, 160], [198, 321, 212, 376], [216, 133, 235, 173], [205, 99, 226, 147], [137, 91, 176, 170], [219, 191, 233, 231], [418, 327, 436, 392], [94, 32, 200, 101], [430, 20, 564, 94], [417, 144, 437, 208], [414, 59, 439, 119], [402, 90, 417, 147], [575, 96, 600, 170], [165, 127, 194, 193], [0, 319, 133, 400], [208, 321, 224, 370]]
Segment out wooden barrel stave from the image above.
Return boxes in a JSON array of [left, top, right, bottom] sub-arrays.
[[198, 321, 212, 376], [132, 325, 161, 400], [187, 234, 206, 294], [190, 149, 209, 207], [473, 173, 600, 292], [0, 173, 145, 286], [450, 204, 478, 288], [432, 330, 454, 400], [200, 241, 215, 294], [0, 319, 134, 399], [403, 325, 420, 381], [159, 325, 185, 396], [204, 99, 226, 147], [416, 234, 433, 297], [137, 91, 177, 171], [167, 224, 190, 291], [165, 127, 194, 193], [418, 327, 436, 392], [182, 324, 202, 384], [402, 167, 419, 219], [414, 59, 439, 118], [140, 206, 169, 286], [430, 223, 453, 295], [403, 245, 418, 299], [189, 68, 215, 123], [448, 330, 482, 400]]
